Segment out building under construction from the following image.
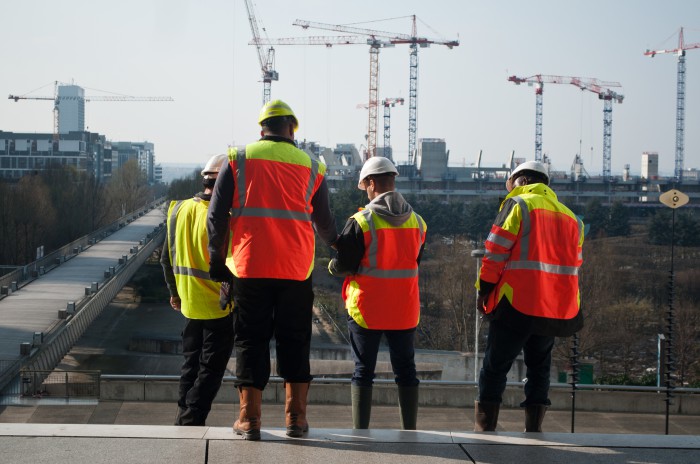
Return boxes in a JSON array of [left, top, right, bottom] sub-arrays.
[[307, 138, 700, 208]]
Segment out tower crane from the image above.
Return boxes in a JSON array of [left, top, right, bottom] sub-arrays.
[[645, 27, 700, 184], [244, 0, 278, 105], [569, 81, 624, 181], [357, 97, 404, 161], [8, 81, 173, 140], [508, 75, 622, 174], [294, 17, 458, 162]]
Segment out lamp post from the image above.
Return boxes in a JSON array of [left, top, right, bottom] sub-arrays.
[[658, 188, 688, 435], [471, 249, 485, 383]]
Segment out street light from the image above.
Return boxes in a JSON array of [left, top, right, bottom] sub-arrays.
[[471, 249, 485, 382]]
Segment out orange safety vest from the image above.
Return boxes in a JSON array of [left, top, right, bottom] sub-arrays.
[[226, 140, 326, 280], [478, 183, 584, 321], [343, 208, 426, 330]]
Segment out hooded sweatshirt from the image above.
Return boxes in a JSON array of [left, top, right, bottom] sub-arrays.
[[329, 191, 424, 277]]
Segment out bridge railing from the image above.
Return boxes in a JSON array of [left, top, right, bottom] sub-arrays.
[[0, 197, 166, 293]]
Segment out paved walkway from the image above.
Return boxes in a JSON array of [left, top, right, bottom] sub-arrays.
[[0, 421, 698, 464]]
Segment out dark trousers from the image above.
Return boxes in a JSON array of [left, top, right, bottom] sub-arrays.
[[478, 319, 554, 406], [348, 317, 419, 388], [231, 277, 314, 390], [178, 313, 234, 425]]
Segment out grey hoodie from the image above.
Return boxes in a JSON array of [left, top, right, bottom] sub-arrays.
[[328, 190, 425, 277], [365, 191, 414, 227]]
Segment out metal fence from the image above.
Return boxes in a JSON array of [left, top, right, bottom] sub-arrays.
[[18, 370, 100, 399]]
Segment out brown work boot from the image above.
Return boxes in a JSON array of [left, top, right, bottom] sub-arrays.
[[524, 404, 548, 432], [474, 400, 500, 431], [284, 382, 310, 438], [233, 386, 262, 441]]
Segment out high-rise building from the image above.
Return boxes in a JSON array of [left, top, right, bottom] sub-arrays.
[[57, 85, 85, 134], [641, 152, 659, 180]]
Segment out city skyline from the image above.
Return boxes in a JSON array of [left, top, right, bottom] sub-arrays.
[[1, 0, 699, 176]]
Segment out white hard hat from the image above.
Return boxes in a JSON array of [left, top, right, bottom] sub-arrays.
[[357, 156, 399, 190], [201, 154, 228, 179], [507, 160, 549, 187]]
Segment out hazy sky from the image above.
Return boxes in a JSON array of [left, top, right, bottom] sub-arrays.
[[1, 0, 699, 176]]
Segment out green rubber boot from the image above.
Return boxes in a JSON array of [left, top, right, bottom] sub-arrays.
[[351, 385, 373, 429], [398, 385, 419, 430]]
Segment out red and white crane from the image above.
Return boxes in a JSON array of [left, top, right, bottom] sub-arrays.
[[644, 27, 700, 184], [357, 97, 405, 161], [294, 17, 458, 162], [508, 75, 622, 179]]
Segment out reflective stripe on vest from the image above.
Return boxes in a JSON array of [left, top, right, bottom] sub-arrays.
[[226, 142, 324, 280], [356, 208, 424, 279], [166, 199, 227, 319], [230, 145, 319, 222], [168, 200, 215, 283], [502, 195, 580, 277], [346, 207, 425, 330]]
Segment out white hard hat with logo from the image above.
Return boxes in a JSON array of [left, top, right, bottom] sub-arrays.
[[201, 154, 228, 179], [358, 156, 399, 190]]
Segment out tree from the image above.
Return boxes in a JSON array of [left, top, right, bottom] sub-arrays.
[[583, 199, 608, 239], [648, 209, 700, 246], [605, 201, 631, 237], [107, 159, 151, 218]]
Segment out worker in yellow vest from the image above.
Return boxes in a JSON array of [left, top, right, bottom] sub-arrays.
[[329, 156, 427, 430], [161, 154, 234, 426], [207, 100, 338, 440]]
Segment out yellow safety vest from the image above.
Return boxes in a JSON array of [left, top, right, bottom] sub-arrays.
[[166, 198, 231, 319]]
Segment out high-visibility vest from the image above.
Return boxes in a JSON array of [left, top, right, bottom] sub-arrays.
[[478, 183, 584, 321], [165, 198, 230, 319], [343, 208, 426, 330], [226, 140, 326, 280]]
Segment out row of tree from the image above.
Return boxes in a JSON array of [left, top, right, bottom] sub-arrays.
[[0, 161, 160, 267]]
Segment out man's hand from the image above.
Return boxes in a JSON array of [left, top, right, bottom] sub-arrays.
[[476, 293, 488, 316], [170, 296, 181, 311], [209, 261, 233, 282]]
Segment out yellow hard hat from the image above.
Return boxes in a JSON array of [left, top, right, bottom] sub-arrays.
[[258, 99, 298, 131]]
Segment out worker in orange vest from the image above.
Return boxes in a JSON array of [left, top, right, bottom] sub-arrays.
[[329, 156, 427, 430], [474, 160, 584, 432], [206, 100, 338, 441], [161, 154, 234, 426]]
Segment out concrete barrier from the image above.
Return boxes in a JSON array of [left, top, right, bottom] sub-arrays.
[[97, 378, 700, 414]]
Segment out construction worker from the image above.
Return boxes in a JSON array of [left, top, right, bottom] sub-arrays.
[[328, 156, 427, 430], [474, 160, 584, 432], [206, 100, 338, 441], [161, 154, 234, 426]]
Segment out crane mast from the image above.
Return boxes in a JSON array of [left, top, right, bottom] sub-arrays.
[[645, 27, 700, 184], [508, 74, 622, 177], [244, 0, 278, 105], [294, 17, 458, 162]]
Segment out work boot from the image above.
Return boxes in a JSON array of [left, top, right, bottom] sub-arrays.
[[397, 385, 419, 430], [233, 386, 262, 441], [351, 385, 373, 429], [474, 400, 500, 431], [524, 404, 548, 432], [285, 382, 310, 438]]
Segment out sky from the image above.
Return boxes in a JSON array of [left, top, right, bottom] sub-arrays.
[[1, 0, 699, 176]]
